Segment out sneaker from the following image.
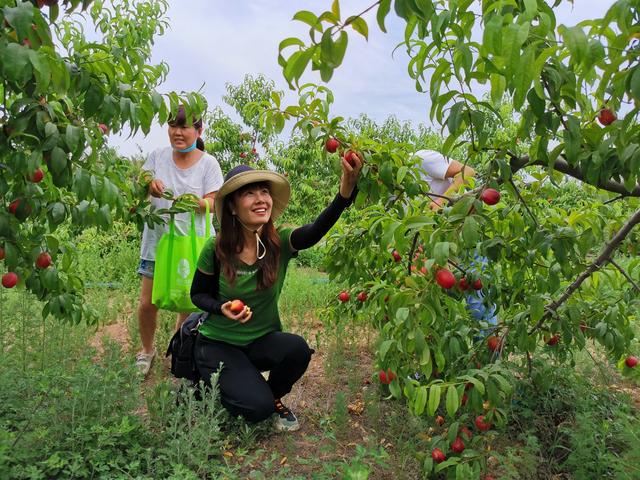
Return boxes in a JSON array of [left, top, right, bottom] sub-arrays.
[[135, 349, 156, 377], [274, 398, 299, 432]]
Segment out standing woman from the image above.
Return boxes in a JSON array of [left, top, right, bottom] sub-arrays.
[[135, 107, 224, 376], [190, 155, 361, 431]]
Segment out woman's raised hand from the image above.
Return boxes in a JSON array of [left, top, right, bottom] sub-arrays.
[[339, 151, 362, 199]]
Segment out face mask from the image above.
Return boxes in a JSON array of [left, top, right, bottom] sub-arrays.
[[174, 139, 198, 153]]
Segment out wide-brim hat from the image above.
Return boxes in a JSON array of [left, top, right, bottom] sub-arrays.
[[215, 165, 291, 223]]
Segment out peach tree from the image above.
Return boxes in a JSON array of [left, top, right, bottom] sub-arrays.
[[0, 0, 205, 322], [254, 0, 640, 477]]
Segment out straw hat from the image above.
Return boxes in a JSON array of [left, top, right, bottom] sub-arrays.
[[214, 165, 290, 223]]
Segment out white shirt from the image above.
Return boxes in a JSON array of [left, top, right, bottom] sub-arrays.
[[140, 147, 224, 261], [416, 149, 452, 195]]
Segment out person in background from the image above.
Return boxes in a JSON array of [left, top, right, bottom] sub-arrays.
[[135, 107, 224, 377], [190, 155, 361, 432], [416, 149, 497, 338], [415, 149, 475, 209]]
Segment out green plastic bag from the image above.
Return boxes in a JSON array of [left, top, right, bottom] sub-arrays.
[[152, 203, 211, 312]]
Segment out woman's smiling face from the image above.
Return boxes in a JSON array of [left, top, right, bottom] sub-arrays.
[[232, 182, 273, 229]]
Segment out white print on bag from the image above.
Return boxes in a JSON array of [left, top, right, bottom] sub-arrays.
[[177, 259, 191, 280]]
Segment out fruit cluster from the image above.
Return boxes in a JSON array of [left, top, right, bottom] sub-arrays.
[[324, 137, 361, 167]]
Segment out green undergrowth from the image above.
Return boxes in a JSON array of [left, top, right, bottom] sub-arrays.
[[495, 362, 640, 480]]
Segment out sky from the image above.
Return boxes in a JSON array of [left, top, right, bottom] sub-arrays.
[[109, 0, 616, 156]]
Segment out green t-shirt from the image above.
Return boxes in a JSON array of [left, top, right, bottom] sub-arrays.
[[197, 227, 297, 346]]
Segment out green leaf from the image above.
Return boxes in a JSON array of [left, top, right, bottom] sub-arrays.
[[47, 202, 66, 228], [3, 242, 18, 267], [630, 66, 640, 101], [65, 124, 82, 153], [446, 102, 465, 135], [1, 43, 32, 84], [529, 295, 545, 323], [279, 37, 306, 52], [3, 2, 34, 37], [404, 215, 435, 229], [448, 196, 475, 221], [491, 373, 513, 394], [293, 10, 321, 31], [461, 376, 485, 395], [395, 307, 410, 323], [490, 73, 506, 105], [333, 31, 348, 66], [49, 3, 59, 22], [96, 204, 111, 230], [84, 84, 104, 117], [522, 0, 538, 20], [433, 242, 450, 266], [379, 339, 393, 360], [50, 147, 67, 175], [28, 50, 51, 93], [41, 268, 58, 291], [435, 457, 460, 472], [331, 0, 340, 19], [377, 0, 391, 33], [445, 385, 459, 417], [320, 29, 348, 68], [559, 25, 588, 65], [379, 160, 394, 187], [415, 328, 426, 355], [283, 48, 315, 87], [414, 386, 428, 416], [513, 45, 535, 110], [461, 216, 479, 247], [483, 14, 502, 55], [73, 169, 91, 201], [349, 17, 369, 40], [563, 115, 581, 165], [396, 165, 408, 184], [427, 384, 441, 416]]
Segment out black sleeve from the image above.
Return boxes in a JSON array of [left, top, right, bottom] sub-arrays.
[[190, 269, 224, 315], [290, 188, 357, 251]]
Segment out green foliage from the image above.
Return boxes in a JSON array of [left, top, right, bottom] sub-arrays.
[[0, 336, 146, 479], [73, 220, 140, 288], [203, 74, 281, 172], [223, 73, 282, 146], [204, 106, 254, 173], [504, 363, 640, 479], [0, 0, 206, 323]]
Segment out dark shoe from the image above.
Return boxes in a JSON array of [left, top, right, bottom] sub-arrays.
[[274, 398, 299, 432]]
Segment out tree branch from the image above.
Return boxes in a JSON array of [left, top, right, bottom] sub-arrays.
[[407, 231, 419, 276], [334, 1, 381, 36], [529, 208, 640, 334], [508, 179, 539, 227], [509, 155, 640, 197], [608, 258, 640, 293]]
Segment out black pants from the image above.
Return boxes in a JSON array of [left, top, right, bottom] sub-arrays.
[[194, 331, 313, 422]]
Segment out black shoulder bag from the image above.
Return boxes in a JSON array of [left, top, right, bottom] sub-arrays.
[[165, 255, 219, 382]]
